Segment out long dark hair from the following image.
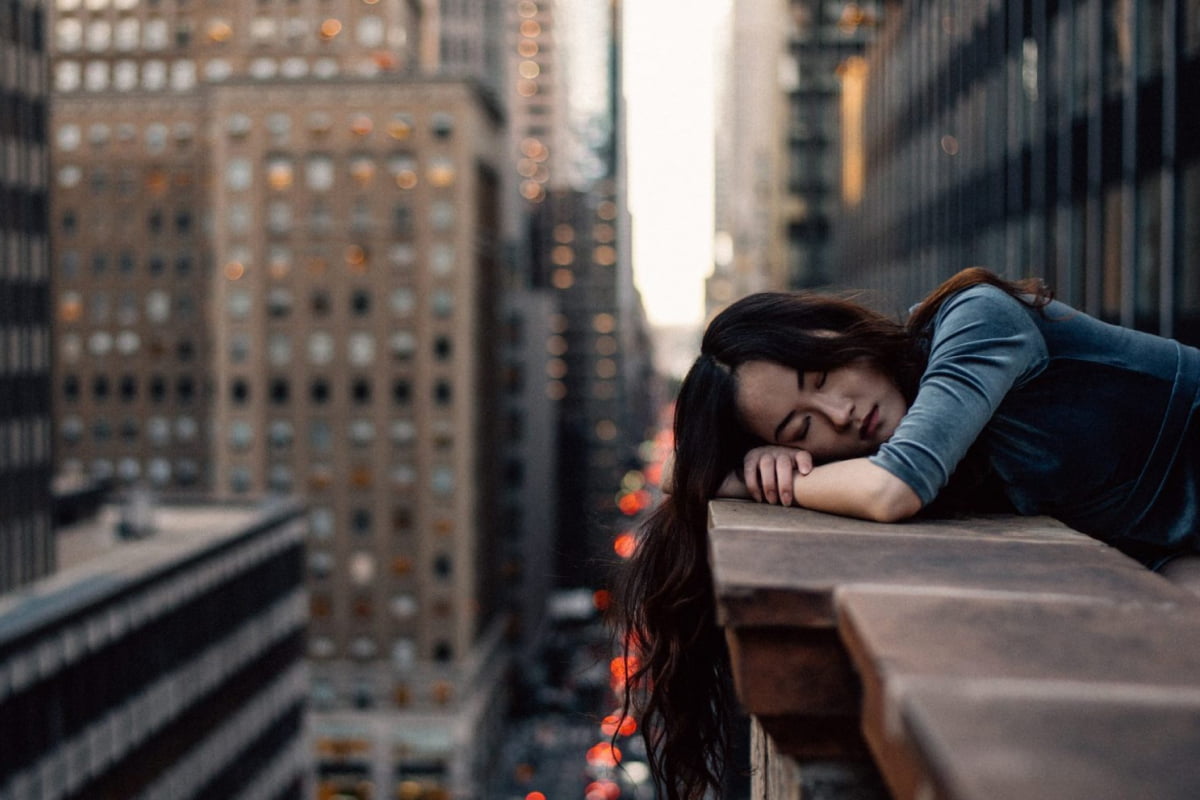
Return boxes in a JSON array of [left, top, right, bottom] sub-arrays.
[[610, 268, 1049, 800]]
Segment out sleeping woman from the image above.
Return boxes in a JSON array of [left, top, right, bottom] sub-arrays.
[[614, 267, 1200, 800]]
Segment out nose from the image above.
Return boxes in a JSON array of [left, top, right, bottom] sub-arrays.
[[818, 397, 853, 431]]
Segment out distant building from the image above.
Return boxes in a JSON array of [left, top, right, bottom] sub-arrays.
[[47, 1, 514, 796], [1, 0, 55, 593], [0, 498, 307, 800], [835, 1, 1200, 337], [709, 0, 885, 314]]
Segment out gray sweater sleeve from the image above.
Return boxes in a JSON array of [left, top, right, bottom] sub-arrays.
[[868, 285, 1048, 504]]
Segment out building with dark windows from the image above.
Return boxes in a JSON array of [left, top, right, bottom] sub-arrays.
[[1, 0, 55, 594], [835, 0, 1200, 339], [0, 499, 307, 800]]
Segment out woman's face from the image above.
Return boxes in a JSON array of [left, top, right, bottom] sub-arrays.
[[734, 359, 907, 462]]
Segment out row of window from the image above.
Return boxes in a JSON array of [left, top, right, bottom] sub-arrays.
[[223, 152, 457, 193], [60, 414, 451, 452], [308, 551, 453, 585], [226, 461, 452, 495], [59, 290, 190, 325], [308, 505, 454, 539], [227, 287, 455, 321], [308, 635, 455, 669], [55, 110, 452, 156], [54, 53, 419, 93], [55, 15, 394, 53], [61, 456, 201, 486], [310, 676, 457, 713], [60, 250, 196, 278]]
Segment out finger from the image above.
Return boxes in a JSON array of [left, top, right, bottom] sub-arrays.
[[793, 450, 813, 476], [743, 458, 762, 502], [757, 456, 779, 503], [775, 454, 794, 505]]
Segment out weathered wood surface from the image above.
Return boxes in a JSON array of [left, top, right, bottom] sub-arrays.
[[708, 500, 1200, 799]]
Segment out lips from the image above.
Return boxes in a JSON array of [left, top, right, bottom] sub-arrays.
[[860, 405, 879, 440]]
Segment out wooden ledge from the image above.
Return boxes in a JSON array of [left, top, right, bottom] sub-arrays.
[[707, 499, 1200, 794]]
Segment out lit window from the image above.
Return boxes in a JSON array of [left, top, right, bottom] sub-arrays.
[[430, 243, 454, 275], [348, 333, 375, 365], [388, 243, 415, 270], [116, 331, 141, 356], [142, 59, 166, 90], [384, 424, 414, 452], [349, 419, 374, 446], [88, 331, 112, 356], [388, 153, 417, 189], [229, 420, 253, 451], [350, 552, 375, 585], [146, 290, 170, 322], [249, 57, 277, 80], [357, 16, 384, 47], [227, 288, 252, 319], [57, 20, 83, 51], [57, 0, 81, 10], [427, 156, 456, 187], [115, 19, 139, 50], [392, 640, 416, 669], [86, 21, 111, 52], [143, 18, 169, 50], [58, 166, 82, 188], [84, 61, 110, 92], [390, 595, 417, 619], [207, 18, 233, 43], [147, 417, 170, 446], [319, 18, 343, 41], [268, 333, 291, 365], [389, 287, 415, 316], [56, 125, 81, 151], [250, 17, 277, 40], [308, 332, 334, 364], [204, 59, 232, 82], [113, 61, 137, 91], [171, 61, 196, 91], [281, 57, 308, 79], [226, 157, 252, 191], [313, 58, 339, 79], [389, 331, 416, 359], [347, 156, 375, 188], [56, 62, 82, 92], [306, 155, 335, 190]]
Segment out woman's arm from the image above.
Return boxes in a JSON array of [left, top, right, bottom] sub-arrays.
[[790, 458, 922, 522], [738, 444, 921, 521]]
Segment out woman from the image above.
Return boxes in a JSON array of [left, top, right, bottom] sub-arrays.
[[614, 267, 1200, 800]]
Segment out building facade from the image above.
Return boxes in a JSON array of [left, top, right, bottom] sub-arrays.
[[1, 0, 55, 593], [835, 0, 1200, 336], [47, 1, 513, 796], [0, 499, 308, 800]]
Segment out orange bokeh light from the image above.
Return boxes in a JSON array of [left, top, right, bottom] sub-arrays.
[[592, 589, 611, 611], [600, 713, 637, 738], [525, 793, 546, 800], [585, 780, 621, 800], [613, 532, 636, 559], [585, 742, 622, 768]]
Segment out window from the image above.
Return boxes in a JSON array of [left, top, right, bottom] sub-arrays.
[[306, 154, 335, 191]]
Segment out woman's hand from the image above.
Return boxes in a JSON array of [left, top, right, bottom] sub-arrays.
[[743, 445, 813, 506]]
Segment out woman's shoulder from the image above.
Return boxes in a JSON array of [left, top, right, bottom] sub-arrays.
[[928, 282, 1041, 335]]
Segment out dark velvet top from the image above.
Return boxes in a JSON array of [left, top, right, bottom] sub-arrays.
[[871, 284, 1200, 567]]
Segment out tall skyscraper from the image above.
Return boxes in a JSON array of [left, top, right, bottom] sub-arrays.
[[835, 0, 1200, 340], [48, 1, 511, 796], [1, 0, 55, 594]]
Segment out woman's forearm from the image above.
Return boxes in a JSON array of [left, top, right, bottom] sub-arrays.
[[790, 458, 922, 522]]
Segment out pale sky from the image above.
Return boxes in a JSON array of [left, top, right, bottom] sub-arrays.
[[623, 0, 723, 328]]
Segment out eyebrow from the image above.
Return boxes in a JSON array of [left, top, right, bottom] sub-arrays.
[[774, 411, 795, 443]]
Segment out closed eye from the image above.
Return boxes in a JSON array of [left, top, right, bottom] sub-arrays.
[[816, 371, 827, 389]]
